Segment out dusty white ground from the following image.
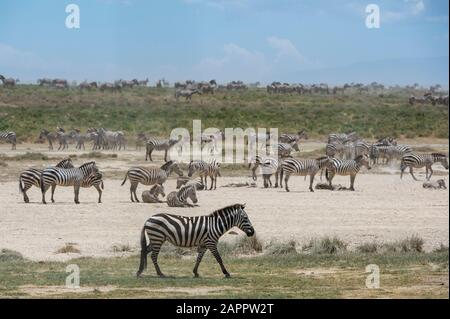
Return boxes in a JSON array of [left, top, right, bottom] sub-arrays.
[[0, 140, 448, 261]]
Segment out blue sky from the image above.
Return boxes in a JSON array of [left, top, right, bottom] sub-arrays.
[[0, 0, 448, 85]]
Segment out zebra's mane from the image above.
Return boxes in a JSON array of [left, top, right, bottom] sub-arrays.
[[160, 160, 174, 170], [432, 153, 447, 158], [79, 161, 96, 169], [209, 204, 245, 217]]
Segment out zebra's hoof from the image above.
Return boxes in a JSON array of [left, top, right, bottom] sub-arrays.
[[193, 273, 200, 278], [224, 273, 231, 278]]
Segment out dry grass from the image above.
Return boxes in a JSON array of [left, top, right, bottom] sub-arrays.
[[54, 244, 81, 254]]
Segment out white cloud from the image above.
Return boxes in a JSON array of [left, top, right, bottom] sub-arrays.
[[266, 36, 306, 63], [384, 0, 425, 22]]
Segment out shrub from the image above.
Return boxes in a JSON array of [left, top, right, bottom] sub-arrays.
[[302, 236, 347, 255], [265, 239, 297, 255]]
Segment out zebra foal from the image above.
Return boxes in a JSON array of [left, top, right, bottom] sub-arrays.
[[136, 203, 255, 278], [166, 184, 198, 207]]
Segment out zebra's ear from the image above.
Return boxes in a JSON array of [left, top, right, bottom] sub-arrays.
[[242, 203, 246, 208]]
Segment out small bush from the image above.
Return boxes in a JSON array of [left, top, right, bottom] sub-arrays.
[[111, 244, 132, 253], [218, 234, 263, 255], [302, 236, 347, 255], [0, 249, 24, 262], [381, 235, 424, 253], [265, 239, 297, 255], [55, 244, 81, 254], [433, 243, 449, 253], [356, 242, 379, 254]]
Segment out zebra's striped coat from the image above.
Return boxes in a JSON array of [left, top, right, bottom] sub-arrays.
[[281, 156, 330, 192], [325, 155, 371, 191], [400, 153, 449, 181], [136, 203, 255, 278], [166, 184, 198, 207], [1, 131, 17, 150], [145, 137, 179, 162], [188, 159, 221, 190]]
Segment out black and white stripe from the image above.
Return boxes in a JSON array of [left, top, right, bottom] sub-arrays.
[[80, 171, 104, 203], [249, 155, 279, 188], [145, 137, 179, 162], [19, 158, 74, 203], [279, 129, 308, 144], [166, 184, 198, 207], [136, 203, 255, 278], [40, 161, 99, 204], [400, 153, 449, 181], [371, 144, 412, 164], [325, 155, 371, 191], [276, 141, 299, 158], [0, 131, 17, 150], [281, 156, 330, 192], [187, 159, 221, 190], [142, 184, 166, 203], [121, 160, 183, 202]]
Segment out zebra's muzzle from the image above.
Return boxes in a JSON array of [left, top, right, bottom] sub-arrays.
[[245, 228, 255, 237]]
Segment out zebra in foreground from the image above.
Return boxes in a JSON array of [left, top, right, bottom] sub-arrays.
[[281, 156, 330, 192], [0, 131, 17, 150], [400, 153, 449, 181], [121, 161, 183, 202], [187, 159, 221, 190], [145, 137, 179, 162], [249, 155, 279, 188], [136, 203, 255, 278], [166, 184, 198, 207], [19, 158, 74, 203], [40, 161, 99, 204], [325, 155, 371, 191]]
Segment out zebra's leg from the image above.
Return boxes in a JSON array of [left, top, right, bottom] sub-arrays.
[[349, 174, 356, 191], [309, 174, 315, 192], [41, 184, 50, 204], [284, 174, 290, 192], [214, 175, 217, 190], [209, 176, 214, 190], [328, 171, 335, 187], [94, 185, 102, 203], [274, 171, 279, 188], [207, 243, 230, 278], [22, 184, 31, 203], [74, 185, 80, 204], [428, 166, 433, 181], [409, 167, 419, 181], [164, 150, 168, 162], [130, 182, 139, 202], [193, 246, 207, 278], [51, 184, 57, 203], [150, 242, 165, 277]]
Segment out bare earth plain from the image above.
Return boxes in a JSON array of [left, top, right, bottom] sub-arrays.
[[0, 140, 448, 262]]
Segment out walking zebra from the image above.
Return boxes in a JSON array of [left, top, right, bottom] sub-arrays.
[[121, 161, 183, 202], [40, 161, 99, 204], [145, 137, 180, 162], [187, 159, 221, 190], [400, 153, 449, 181], [325, 155, 371, 191], [281, 156, 330, 192], [0, 131, 17, 150], [276, 141, 300, 158], [141, 184, 166, 203], [19, 158, 74, 203], [279, 129, 308, 144], [249, 155, 279, 188], [136, 203, 255, 278], [371, 145, 412, 164], [166, 184, 198, 207]]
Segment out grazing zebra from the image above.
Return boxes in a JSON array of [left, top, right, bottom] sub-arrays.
[[121, 160, 183, 202], [249, 155, 279, 188], [40, 161, 99, 204], [19, 158, 74, 203], [400, 153, 449, 181], [80, 171, 104, 203], [141, 184, 166, 203], [175, 88, 202, 101], [279, 129, 308, 144], [187, 159, 221, 190], [277, 141, 300, 157], [136, 203, 255, 278], [281, 156, 330, 192], [166, 184, 198, 207], [145, 137, 179, 162], [325, 155, 371, 191], [0, 131, 17, 150]]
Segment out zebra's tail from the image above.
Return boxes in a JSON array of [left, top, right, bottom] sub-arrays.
[[325, 168, 329, 181], [100, 181, 104, 190], [136, 226, 148, 277], [121, 172, 128, 186]]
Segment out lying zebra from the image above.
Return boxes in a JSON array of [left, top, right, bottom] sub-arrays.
[[176, 177, 205, 190], [141, 184, 166, 203], [136, 203, 255, 278], [422, 179, 447, 190], [40, 161, 99, 204], [19, 158, 73, 203], [166, 184, 198, 207]]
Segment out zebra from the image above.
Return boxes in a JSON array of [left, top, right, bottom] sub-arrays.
[[19, 158, 74, 203], [354, 140, 371, 157], [281, 156, 331, 192], [325, 155, 371, 191], [145, 137, 180, 162], [326, 141, 355, 159], [371, 145, 412, 164], [136, 203, 255, 278], [80, 171, 104, 203], [121, 160, 183, 202], [400, 153, 449, 181], [141, 184, 166, 203], [248, 155, 279, 188], [39, 129, 59, 150], [279, 129, 308, 144], [176, 177, 206, 190], [40, 161, 99, 204], [0, 131, 17, 150], [55, 127, 70, 150], [327, 132, 358, 144], [135, 132, 148, 151], [175, 88, 202, 101], [166, 184, 198, 207], [276, 141, 300, 158], [187, 159, 221, 190]]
